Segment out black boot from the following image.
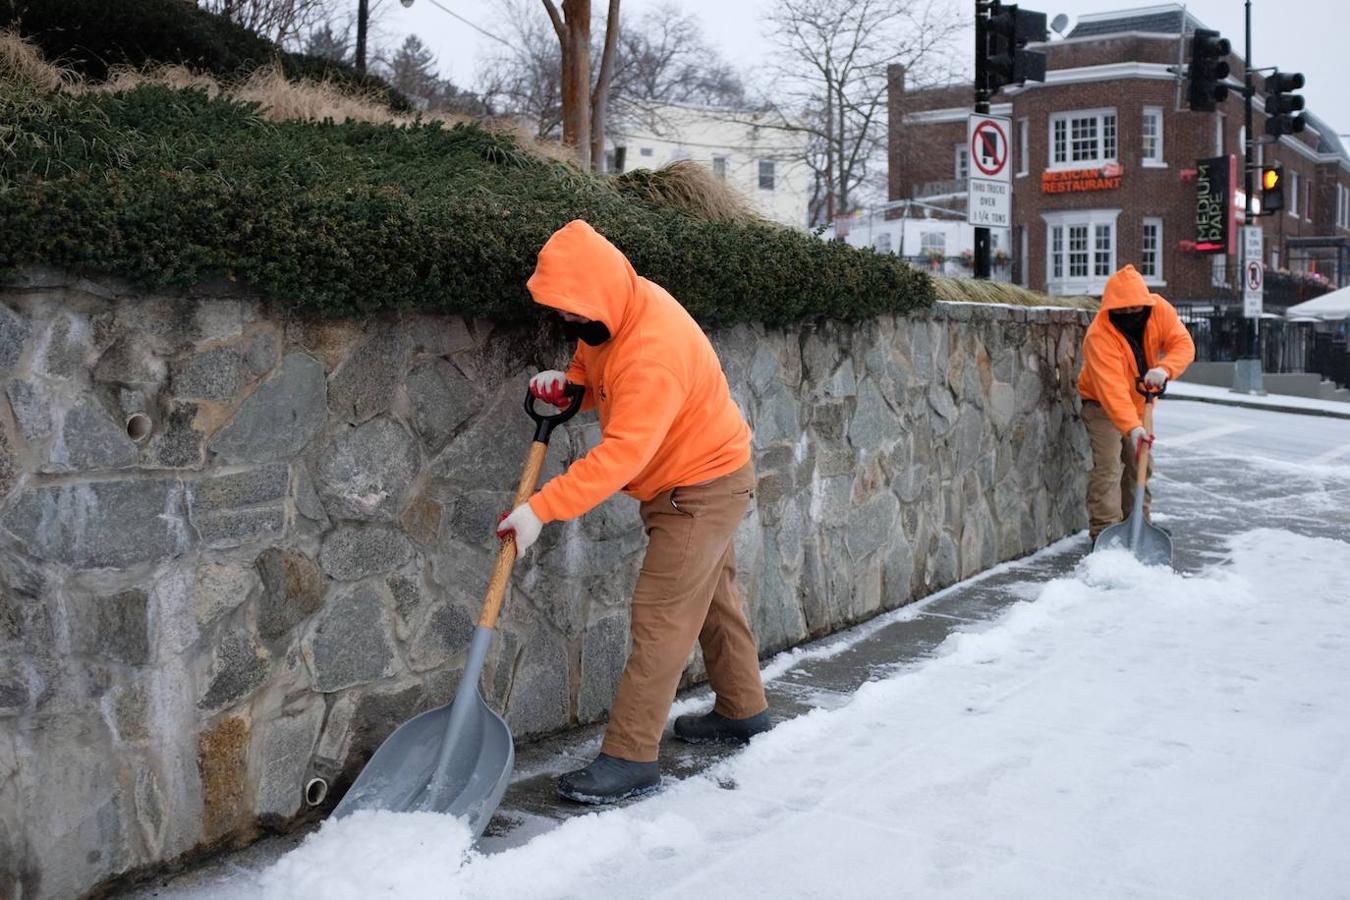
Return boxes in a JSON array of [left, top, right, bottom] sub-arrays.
[[673, 709, 771, 745], [557, 753, 661, 805]]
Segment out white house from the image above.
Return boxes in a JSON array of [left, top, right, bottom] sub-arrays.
[[605, 102, 812, 230], [823, 202, 1013, 280]]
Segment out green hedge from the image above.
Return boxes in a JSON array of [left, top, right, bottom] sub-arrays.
[[0, 83, 932, 324], [1, 0, 410, 110]]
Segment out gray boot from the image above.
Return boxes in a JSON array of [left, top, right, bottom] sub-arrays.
[[557, 753, 661, 805], [673, 709, 771, 745]]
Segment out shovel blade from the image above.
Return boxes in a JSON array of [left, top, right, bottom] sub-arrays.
[[332, 689, 513, 838], [1094, 515, 1173, 567]]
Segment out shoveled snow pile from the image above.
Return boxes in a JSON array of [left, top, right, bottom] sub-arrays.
[[252, 529, 1350, 899]]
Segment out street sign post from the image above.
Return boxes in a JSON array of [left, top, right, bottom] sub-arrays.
[[968, 113, 1012, 229], [1242, 225, 1263, 318]]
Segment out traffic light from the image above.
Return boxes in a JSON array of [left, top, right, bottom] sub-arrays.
[[980, 1, 1048, 96], [1260, 164, 1284, 214], [1265, 71, 1307, 137], [1186, 28, 1231, 112]]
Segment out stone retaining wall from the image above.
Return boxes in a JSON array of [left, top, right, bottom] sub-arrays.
[[0, 269, 1090, 899]]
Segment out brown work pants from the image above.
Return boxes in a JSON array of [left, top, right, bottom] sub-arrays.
[[601, 461, 768, 763], [1082, 400, 1153, 541]]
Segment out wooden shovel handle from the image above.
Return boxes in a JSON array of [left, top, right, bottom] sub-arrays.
[[478, 440, 548, 629], [1135, 399, 1155, 489]]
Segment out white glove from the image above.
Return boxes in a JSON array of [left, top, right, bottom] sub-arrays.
[[1143, 367, 1168, 390], [497, 502, 544, 556], [1128, 426, 1152, 457], [529, 370, 569, 407]]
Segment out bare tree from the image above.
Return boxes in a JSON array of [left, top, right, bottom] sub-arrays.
[[536, 0, 622, 170], [764, 0, 963, 224], [478, 1, 744, 156], [304, 21, 351, 63], [199, 0, 334, 47], [609, 4, 745, 113]]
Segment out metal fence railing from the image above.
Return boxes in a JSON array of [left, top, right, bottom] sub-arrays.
[[1178, 306, 1349, 388]]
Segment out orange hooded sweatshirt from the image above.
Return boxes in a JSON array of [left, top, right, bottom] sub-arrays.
[[1078, 265, 1195, 435], [525, 220, 752, 524]]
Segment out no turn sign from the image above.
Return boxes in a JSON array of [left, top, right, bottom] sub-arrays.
[[1242, 226, 1263, 318], [968, 113, 1012, 228]]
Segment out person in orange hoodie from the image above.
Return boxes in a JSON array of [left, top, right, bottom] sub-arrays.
[[496, 220, 770, 804], [1078, 264, 1195, 542]]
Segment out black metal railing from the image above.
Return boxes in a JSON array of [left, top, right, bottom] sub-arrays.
[[1177, 306, 1348, 385]]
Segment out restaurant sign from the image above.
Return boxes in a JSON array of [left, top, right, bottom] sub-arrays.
[[1040, 163, 1124, 194]]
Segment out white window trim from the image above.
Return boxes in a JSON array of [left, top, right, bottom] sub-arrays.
[[1048, 107, 1118, 171], [1140, 217, 1165, 286], [1141, 106, 1166, 168], [1041, 209, 1122, 295], [1017, 118, 1029, 177], [1304, 180, 1312, 222], [954, 143, 969, 180], [1289, 171, 1300, 218]]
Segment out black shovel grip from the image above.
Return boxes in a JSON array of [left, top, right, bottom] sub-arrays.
[[525, 383, 585, 443], [1135, 376, 1167, 402]]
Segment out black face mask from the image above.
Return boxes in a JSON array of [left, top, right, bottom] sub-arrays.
[[561, 318, 612, 347], [1108, 308, 1151, 340]]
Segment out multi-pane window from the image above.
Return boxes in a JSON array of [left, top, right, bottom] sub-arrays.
[[1051, 111, 1118, 166], [712, 156, 727, 181], [1304, 179, 1311, 221], [955, 145, 969, 180], [1141, 107, 1164, 164], [1046, 213, 1117, 292], [758, 160, 775, 190], [1290, 171, 1300, 216], [920, 232, 946, 256], [1140, 218, 1163, 280]]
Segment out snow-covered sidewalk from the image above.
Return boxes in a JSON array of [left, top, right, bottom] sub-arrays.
[[247, 528, 1350, 900], [1169, 380, 1350, 419]]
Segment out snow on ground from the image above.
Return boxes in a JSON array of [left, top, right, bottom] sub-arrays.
[[249, 528, 1350, 900], [1170, 380, 1350, 418]]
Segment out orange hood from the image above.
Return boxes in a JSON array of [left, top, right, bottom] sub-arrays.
[[1096, 264, 1157, 317], [526, 219, 638, 335]]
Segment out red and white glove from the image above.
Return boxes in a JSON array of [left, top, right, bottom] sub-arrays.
[[1143, 367, 1168, 390], [497, 503, 543, 556], [529, 370, 569, 408], [1129, 426, 1154, 459]]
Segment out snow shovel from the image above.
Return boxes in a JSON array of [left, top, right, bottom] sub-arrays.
[[1093, 382, 1172, 567], [332, 384, 584, 835]]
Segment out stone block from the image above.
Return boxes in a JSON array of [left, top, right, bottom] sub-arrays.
[[244, 328, 281, 376], [147, 402, 206, 469], [70, 589, 150, 665], [47, 398, 139, 472], [305, 583, 396, 693], [209, 353, 326, 463], [199, 632, 269, 712], [255, 549, 325, 641], [93, 336, 165, 388], [0, 303, 30, 372], [329, 326, 411, 425], [198, 716, 251, 841], [253, 698, 325, 818], [2, 479, 191, 569], [171, 347, 241, 402], [6, 379, 51, 445], [408, 595, 476, 673], [188, 464, 289, 549], [317, 417, 419, 522], [502, 625, 569, 738], [579, 612, 629, 722], [320, 524, 413, 582]]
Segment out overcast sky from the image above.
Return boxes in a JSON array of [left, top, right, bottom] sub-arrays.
[[380, 0, 1347, 139]]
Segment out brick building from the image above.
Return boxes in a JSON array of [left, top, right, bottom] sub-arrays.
[[889, 4, 1350, 307]]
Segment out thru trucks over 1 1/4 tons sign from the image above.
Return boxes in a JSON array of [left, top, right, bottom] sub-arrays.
[[967, 113, 1011, 229]]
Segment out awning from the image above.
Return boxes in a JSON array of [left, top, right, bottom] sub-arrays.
[[1284, 285, 1350, 321]]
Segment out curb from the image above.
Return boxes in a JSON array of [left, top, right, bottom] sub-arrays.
[[1172, 392, 1350, 421]]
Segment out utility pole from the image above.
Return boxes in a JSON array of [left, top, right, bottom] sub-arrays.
[[1239, 0, 1260, 388], [974, 0, 991, 279], [356, 0, 369, 74]]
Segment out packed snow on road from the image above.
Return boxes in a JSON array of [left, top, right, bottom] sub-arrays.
[[216, 520, 1349, 900]]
